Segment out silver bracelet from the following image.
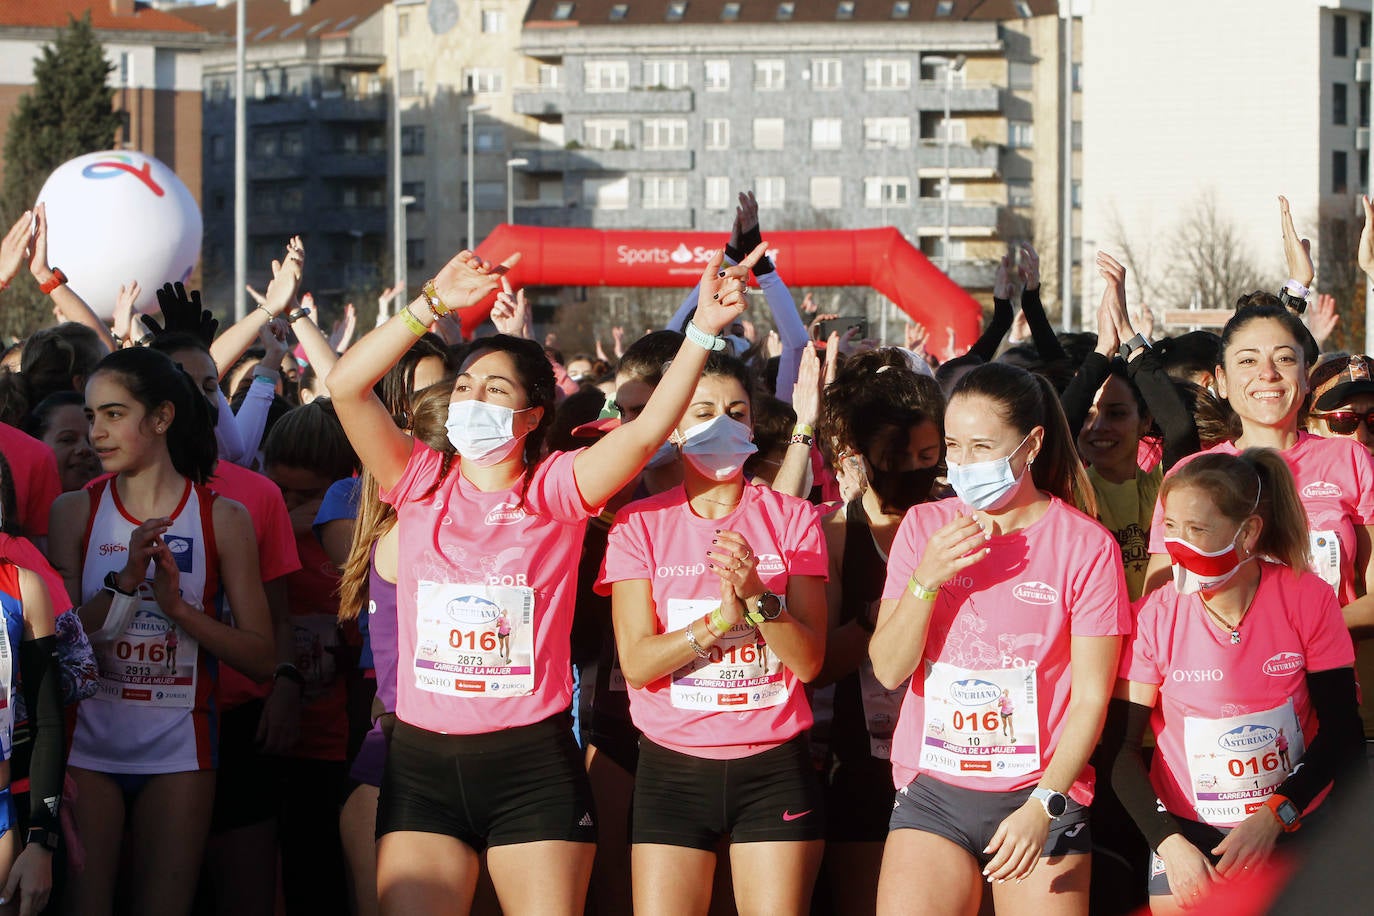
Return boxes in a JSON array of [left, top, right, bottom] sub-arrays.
[[685, 622, 710, 659], [684, 320, 726, 352]]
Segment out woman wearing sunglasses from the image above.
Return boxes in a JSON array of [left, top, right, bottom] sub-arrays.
[[1307, 355, 1374, 456]]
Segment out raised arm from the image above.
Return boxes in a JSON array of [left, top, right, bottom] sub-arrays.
[[209, 237, 303, 376], [29, 204, 117, 353], [1016, 243, 1064, 362], [968, 254, 1016, 362]]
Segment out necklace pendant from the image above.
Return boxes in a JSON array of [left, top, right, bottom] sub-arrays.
[[1230, 631, 1242, 645]]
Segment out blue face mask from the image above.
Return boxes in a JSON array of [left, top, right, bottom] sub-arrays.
[[945, 433, 1031, 511], [645, 438, 677, 469]]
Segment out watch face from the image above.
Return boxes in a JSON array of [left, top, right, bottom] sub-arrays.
[[757, 592, 783, 620], [1047, 793, 1068, 817], [1278, 801, 1300, 824]]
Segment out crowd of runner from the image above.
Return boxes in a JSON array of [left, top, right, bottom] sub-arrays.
[[0, 189, 1367, 915]]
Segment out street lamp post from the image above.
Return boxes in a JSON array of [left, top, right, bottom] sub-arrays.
[[506, 158, 529, 224], [923, 55, 966, 275], [466, 103, 491, 248], [394, 194, 416, 320]]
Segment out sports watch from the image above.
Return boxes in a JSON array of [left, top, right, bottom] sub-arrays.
[[1263, 793, 1302, 832], [1278, 280, 1309, 314], [1030, 787, 1069, 819], [745, 591, 784, 627], [1117, 333, 1150, 361], [25, 826, 59, 853], [103, 570, 136, 597]]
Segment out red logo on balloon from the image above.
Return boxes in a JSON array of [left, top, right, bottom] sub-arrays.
[[81, 155, 165, 197]]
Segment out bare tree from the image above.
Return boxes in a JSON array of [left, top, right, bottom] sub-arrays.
[[1104, 203, 1163, 309], [1164, 191, 1271, 309]]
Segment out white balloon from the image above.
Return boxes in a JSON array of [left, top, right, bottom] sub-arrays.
[[35, 150, 202, 321]]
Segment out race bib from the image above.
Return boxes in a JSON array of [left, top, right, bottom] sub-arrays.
[[94, 591, 199, 709], [292, 615, 340, 701], [857, 659, 907, 760], [920, 661, 1040, 778], [1183, 699, 1304, 827], [413, 582, 535, 698], [667, 599, 787, 712], [1308, 530, 1341, 593]]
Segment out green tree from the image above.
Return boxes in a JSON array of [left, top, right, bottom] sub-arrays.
[[1, 13, 122, 336]]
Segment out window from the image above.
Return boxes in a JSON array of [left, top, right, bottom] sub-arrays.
[[722, 2, 740, 20], [467, 69, 503, 94], [812, 118, 842, 149], [935, 0, 954, 16], [864, 117, 911, 149], [642, 176, 688, 209], [585, 60, 629, 92], [892, 1, 910, 17], [583, 119, 630, 149], [281, 129, 304, 157], [210, 135, 227, 162], [1335, 14, 1349, 57], [837, 1, 855, 19], [1334, 82, 1349, 126], [1071, 120, 1081, 150], [753, 118, 785, 150], [1014, 0, 1033, 16], [755, 60, 785, 91], [474, 124, 505, 152], [553, 2, 575, 20], [1007, 179, 1032, 208], [538, 64, 562, 88], [643, 118, 688, 150], [1363, 15, 1371, 49], [252, 130, 278, 158], [407, 239, 425, 268], [213, 192, 225, 212], [474, 181, 504, 210], [643, 59, 688, 89], [610, 4, 628, 20], [481, 9, 505, 32], [810, 176, 842, 209], [401, 125, 425, 155], [812, 59, 842, 90], [584, 176, 630, 209], [402, 181, 426, 211], [705, 118, 730, 150], [1071, 62, 1083, 92], [1334, 150, 1349, 194], [1071, 180, 1082, 209], [865, 59, 911, 90], [705, 177, 731, 209], [252, 187, 277, 213], [1009, 61, 1033, 91], [1363, 83, 1371, 127], [1363, 156, 1370, 190], [398, 12, 409, 36], [755, 176, 785, 209], [666, 1, 688, 22], [863, 177, 910, 208], [704, 60, 731, 91], [1008, 120, 1034, 149], [399, 68, 424, 96], [777, 2, 795, 20]]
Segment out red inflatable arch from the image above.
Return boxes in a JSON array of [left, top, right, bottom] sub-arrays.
[[470, 224, 982, 360]]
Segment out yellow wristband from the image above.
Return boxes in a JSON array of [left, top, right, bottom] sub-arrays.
[[707, 607, 729, 638], [908, 575, 938, 601], [399, 308, 428, 337], [792, 423, 815, 438]]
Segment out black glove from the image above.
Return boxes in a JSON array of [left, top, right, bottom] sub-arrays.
[[142, 282, 219, 346]]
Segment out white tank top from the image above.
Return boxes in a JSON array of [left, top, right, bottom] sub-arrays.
[[70, 477, 220, 774]]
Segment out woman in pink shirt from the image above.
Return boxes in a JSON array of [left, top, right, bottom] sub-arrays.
[[1104, 449, 1362, 911], [871, 362, 1130, 916], [328, 245, 762, 916], [599, 351, 828, 916]]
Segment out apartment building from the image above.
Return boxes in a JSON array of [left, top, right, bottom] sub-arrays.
[[173, 0, 390, 308], [501, 0, 1073, 308], [1081, 0, 1371, 320], [0, 0, 215, 208]]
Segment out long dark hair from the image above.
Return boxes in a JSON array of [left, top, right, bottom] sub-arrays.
[[1219, 300, 1316, 374], [90, 348, 218, 484], [952, 362, 1096, 516]]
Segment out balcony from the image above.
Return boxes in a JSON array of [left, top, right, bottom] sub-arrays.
[[311, 208, 389, 234], [1359, 127, 1369, 152], [512, 144, 693, 173], [315, 152, 388, 177], [513, 86, 694, 117], [911, 200, 1000, 236], [1359, 47, 1370, 83], [913, 141, 1001, 177], [512, 206, 695, 231], [249, 156, 307, 180], [946, 259, 999, 289], [243, 93, 387, 126], [912, 81, 1001, 113]]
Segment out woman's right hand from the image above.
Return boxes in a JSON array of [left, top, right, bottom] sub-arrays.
[[119, 517, 172, 593], [694, 244, 766, 336], [1157, 833, 1218, 909], [912, 513, 989, 590], [429, 249, 522, 313]]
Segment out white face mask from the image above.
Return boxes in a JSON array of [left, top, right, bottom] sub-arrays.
[[945, 433, 1031, 512], [676, 414, 757, 481], [445, 400, 531, 467]]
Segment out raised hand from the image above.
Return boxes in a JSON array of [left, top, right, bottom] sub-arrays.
[[765, 329, 782, 359], [112, 281, 140, 343], [1278, 195, 1314, 287], [741, 319, 757, 343], [801, 291, 818, 315], [262, 236, 305, 317], [329, 302, 357, 352], [1016, 242, 1040, 292], [1308, 292, 1340, 347], [906, 321, 928, 354], [258, 317, 291, 373], [0, 209, 31, 288], [1133, 304, 1155, 341], [490, 276, 530, 338], [429, 249, 521, 313], [791, 341, 822, 428], [913, 512, 989, 589], [611, 325, 625, 358], [1095, 251, 1135, 344], [27, 203, 57, 287], [737, 190, 759, 235], [694, 243, 765, 336], [1359, 195, 1374, 281], [143, 282, 218, 345], [994, 254, 1016, 300], [378, 282, 404, 312]]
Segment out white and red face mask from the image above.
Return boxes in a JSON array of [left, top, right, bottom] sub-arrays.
[[1164, 524, 1250, 595]]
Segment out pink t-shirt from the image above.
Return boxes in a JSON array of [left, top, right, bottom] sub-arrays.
[[0, 422, 61, 539], [881, 496, 1130, 802], [597, 483, 827, 759], [380, 441, 598, 735], [1123, 563, 1354, 826], [1147, 434, 1374, 604]]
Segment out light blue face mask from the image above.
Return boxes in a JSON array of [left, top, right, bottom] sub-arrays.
[[645, 438, 677, 469], [945, 433, 1031, 511]]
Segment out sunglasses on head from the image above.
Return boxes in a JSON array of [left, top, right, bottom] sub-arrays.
[[1312, 409, 1374, 435]]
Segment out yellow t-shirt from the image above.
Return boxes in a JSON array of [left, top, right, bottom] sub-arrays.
[[1089, 464, 1162, 601]]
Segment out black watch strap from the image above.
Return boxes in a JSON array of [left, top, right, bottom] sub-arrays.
[[25, 826, 59, 852], [103, 570, 136, 597], [273, 662, 306, 687]]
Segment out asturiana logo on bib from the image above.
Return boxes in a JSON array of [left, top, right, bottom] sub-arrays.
[[1217, 724, 1277, 753], [445, 594, 501, 626], [1012, 581, 1058, 605], [949, 678, 1001, 707], [485, 501, 526, 526], [1262, 652, 1305, 677], [1301, 480, 1342, 499], [755, 553, 785, 574]]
